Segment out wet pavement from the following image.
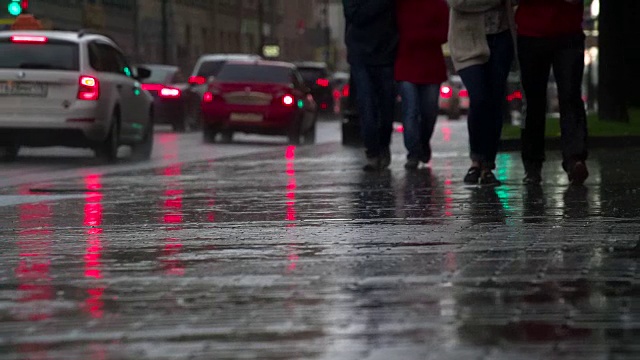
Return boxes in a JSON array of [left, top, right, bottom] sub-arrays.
[[0, 120, 639, 359]]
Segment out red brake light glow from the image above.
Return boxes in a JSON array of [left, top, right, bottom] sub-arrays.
[[141, 83, 163, 91], [458, 89, 469, 97], [342, 84, 350, 97], [189, 76, 206, 85], [159, 87, 181, 98], [282, 95, 294, 106], [203, 92, 214, 103], [78, 76, 99, 101], [440, 86, 452, 99], [507, 90, 523, 101], [11, 35, 48, 44], [316, 78, 329, 87]]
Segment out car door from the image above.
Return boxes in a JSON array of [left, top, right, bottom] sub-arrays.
[[113, 50, 149, 140]]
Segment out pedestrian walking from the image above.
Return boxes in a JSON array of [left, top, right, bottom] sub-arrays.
[[516, 0, 589, 185], [343, 0, 399, 171], [447, 0, 517, 186], [395, 0, 449, 170]]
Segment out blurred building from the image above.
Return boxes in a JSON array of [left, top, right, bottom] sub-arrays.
[[13, 0, 340, 72]]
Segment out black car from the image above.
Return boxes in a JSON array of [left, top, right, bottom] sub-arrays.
[[141, 64, 199, 132], [294, 62, 334, 113]]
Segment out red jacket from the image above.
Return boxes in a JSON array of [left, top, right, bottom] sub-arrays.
[[394, 0, 449, 84], [516, 0, 584, 37]]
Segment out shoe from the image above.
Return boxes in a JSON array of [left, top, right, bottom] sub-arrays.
[[363, 156, 380, 172], [568, 161, 589, 185], [404, 158, 419, 170], [523, 162, 542, 185], [480, 170, 501, 186], [380, 149, 391, 169], [463, 167, 481, 184]]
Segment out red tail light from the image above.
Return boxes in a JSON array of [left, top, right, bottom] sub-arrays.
[[282, 95, 294, 106], [316, 78, 329, 87], [141, 83, 163, 91], [440, 86, 452, 99], [342, 84, 350, 97], [458, 89, 469, 97], [159, 87, 181, 98], [203, 92, 214, 103], [11, 35, 48, 44], [507, 90, 523, 101], [189, 76, 206, 85], [78, 76, 99, 101]]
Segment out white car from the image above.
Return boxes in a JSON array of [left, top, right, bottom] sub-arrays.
[[0, 30, 154, 162]]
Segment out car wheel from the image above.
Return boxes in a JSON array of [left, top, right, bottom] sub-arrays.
[[131, 115, 154, 161], [0, 144, 19, 162], [95, 112, 120, 163], [220, 130, 234, 143], [287, 118, 301, 145], [303, 118, 317, 145], [172, 116, 186, 133], [203, 125, 217, 143]]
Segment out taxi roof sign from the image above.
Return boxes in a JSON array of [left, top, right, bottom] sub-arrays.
[[10, 14, 43, 30]]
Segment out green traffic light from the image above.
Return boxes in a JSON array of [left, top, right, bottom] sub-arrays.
[[8, 2, 22, 16]]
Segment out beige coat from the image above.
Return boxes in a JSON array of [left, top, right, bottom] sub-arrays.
[[447, 0, 517, 71]]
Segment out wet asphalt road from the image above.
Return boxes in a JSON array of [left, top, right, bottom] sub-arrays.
[[0, 116, 639, 359]]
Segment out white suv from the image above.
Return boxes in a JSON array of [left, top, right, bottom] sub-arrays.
[[0, 30, 154, 162]]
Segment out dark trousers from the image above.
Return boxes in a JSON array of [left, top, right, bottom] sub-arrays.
[[351, 65, 396, 158], [458, 30, 514, 169], [398, 82, 440, 161], [518, 34, 588, 171]]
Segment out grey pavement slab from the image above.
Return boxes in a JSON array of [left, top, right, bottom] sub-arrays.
[[0, 120, 639, 359]]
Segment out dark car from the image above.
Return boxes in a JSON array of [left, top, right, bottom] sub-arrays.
[[294, 62, 333, 113], [200, 61, 318, 145], [141, 64, 199, 132]]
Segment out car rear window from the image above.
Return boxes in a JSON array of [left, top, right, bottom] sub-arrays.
[[145, 66, 175, 83], [298, 68, 327, 82], [215, 64, 291, 84], [196, 61, 226, 78], [0, 41, 79, 71]]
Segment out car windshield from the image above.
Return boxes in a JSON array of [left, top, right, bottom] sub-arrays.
[[0, 41, 79, 71], [298, 68, 327, 83], [215, 64, 291, 84], [144, 66, 175, 83]]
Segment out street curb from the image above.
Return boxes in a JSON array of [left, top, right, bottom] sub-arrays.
[[500, 136, 640, 152]]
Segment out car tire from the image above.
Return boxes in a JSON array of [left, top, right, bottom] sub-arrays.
[[303, 118, 317, 145], [131, 114, 154, 161], [220, 130, 234, 143], [0, 144, 19, 162], [203, 125, 217, 143], [95, 112, 120, 163], [287, 118, 302, 145]]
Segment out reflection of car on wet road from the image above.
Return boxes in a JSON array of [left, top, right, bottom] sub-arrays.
[[438, 75, 469, 119], [0, 30, 154, 162], [141, 64, 200, 132], [201, 60, 318, 145], [294, 61, 333, 113]]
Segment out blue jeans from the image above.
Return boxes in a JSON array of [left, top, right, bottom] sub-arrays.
[[399, 82, 440, 161], [458, 30, 514, 169], [350, 65, 396, 158]]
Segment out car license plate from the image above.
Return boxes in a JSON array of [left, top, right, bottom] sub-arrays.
[[230, 113, 263, 122], [0, 81, 48, 97]]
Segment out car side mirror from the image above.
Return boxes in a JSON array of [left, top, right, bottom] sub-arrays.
[[135, 66, 151, 81]]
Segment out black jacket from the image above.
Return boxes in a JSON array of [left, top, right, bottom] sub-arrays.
[[343, 0, 398, 66]]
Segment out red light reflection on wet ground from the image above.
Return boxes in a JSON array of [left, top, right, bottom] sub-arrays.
[[441, 123, 452, 142], [16, 186, 53, 322], [161, 163, 185, 276], [84, 174, 104, 318], [285, 146, 298, 272]]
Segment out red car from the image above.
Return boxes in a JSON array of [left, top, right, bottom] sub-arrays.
[[201, 60, 318, 145]]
